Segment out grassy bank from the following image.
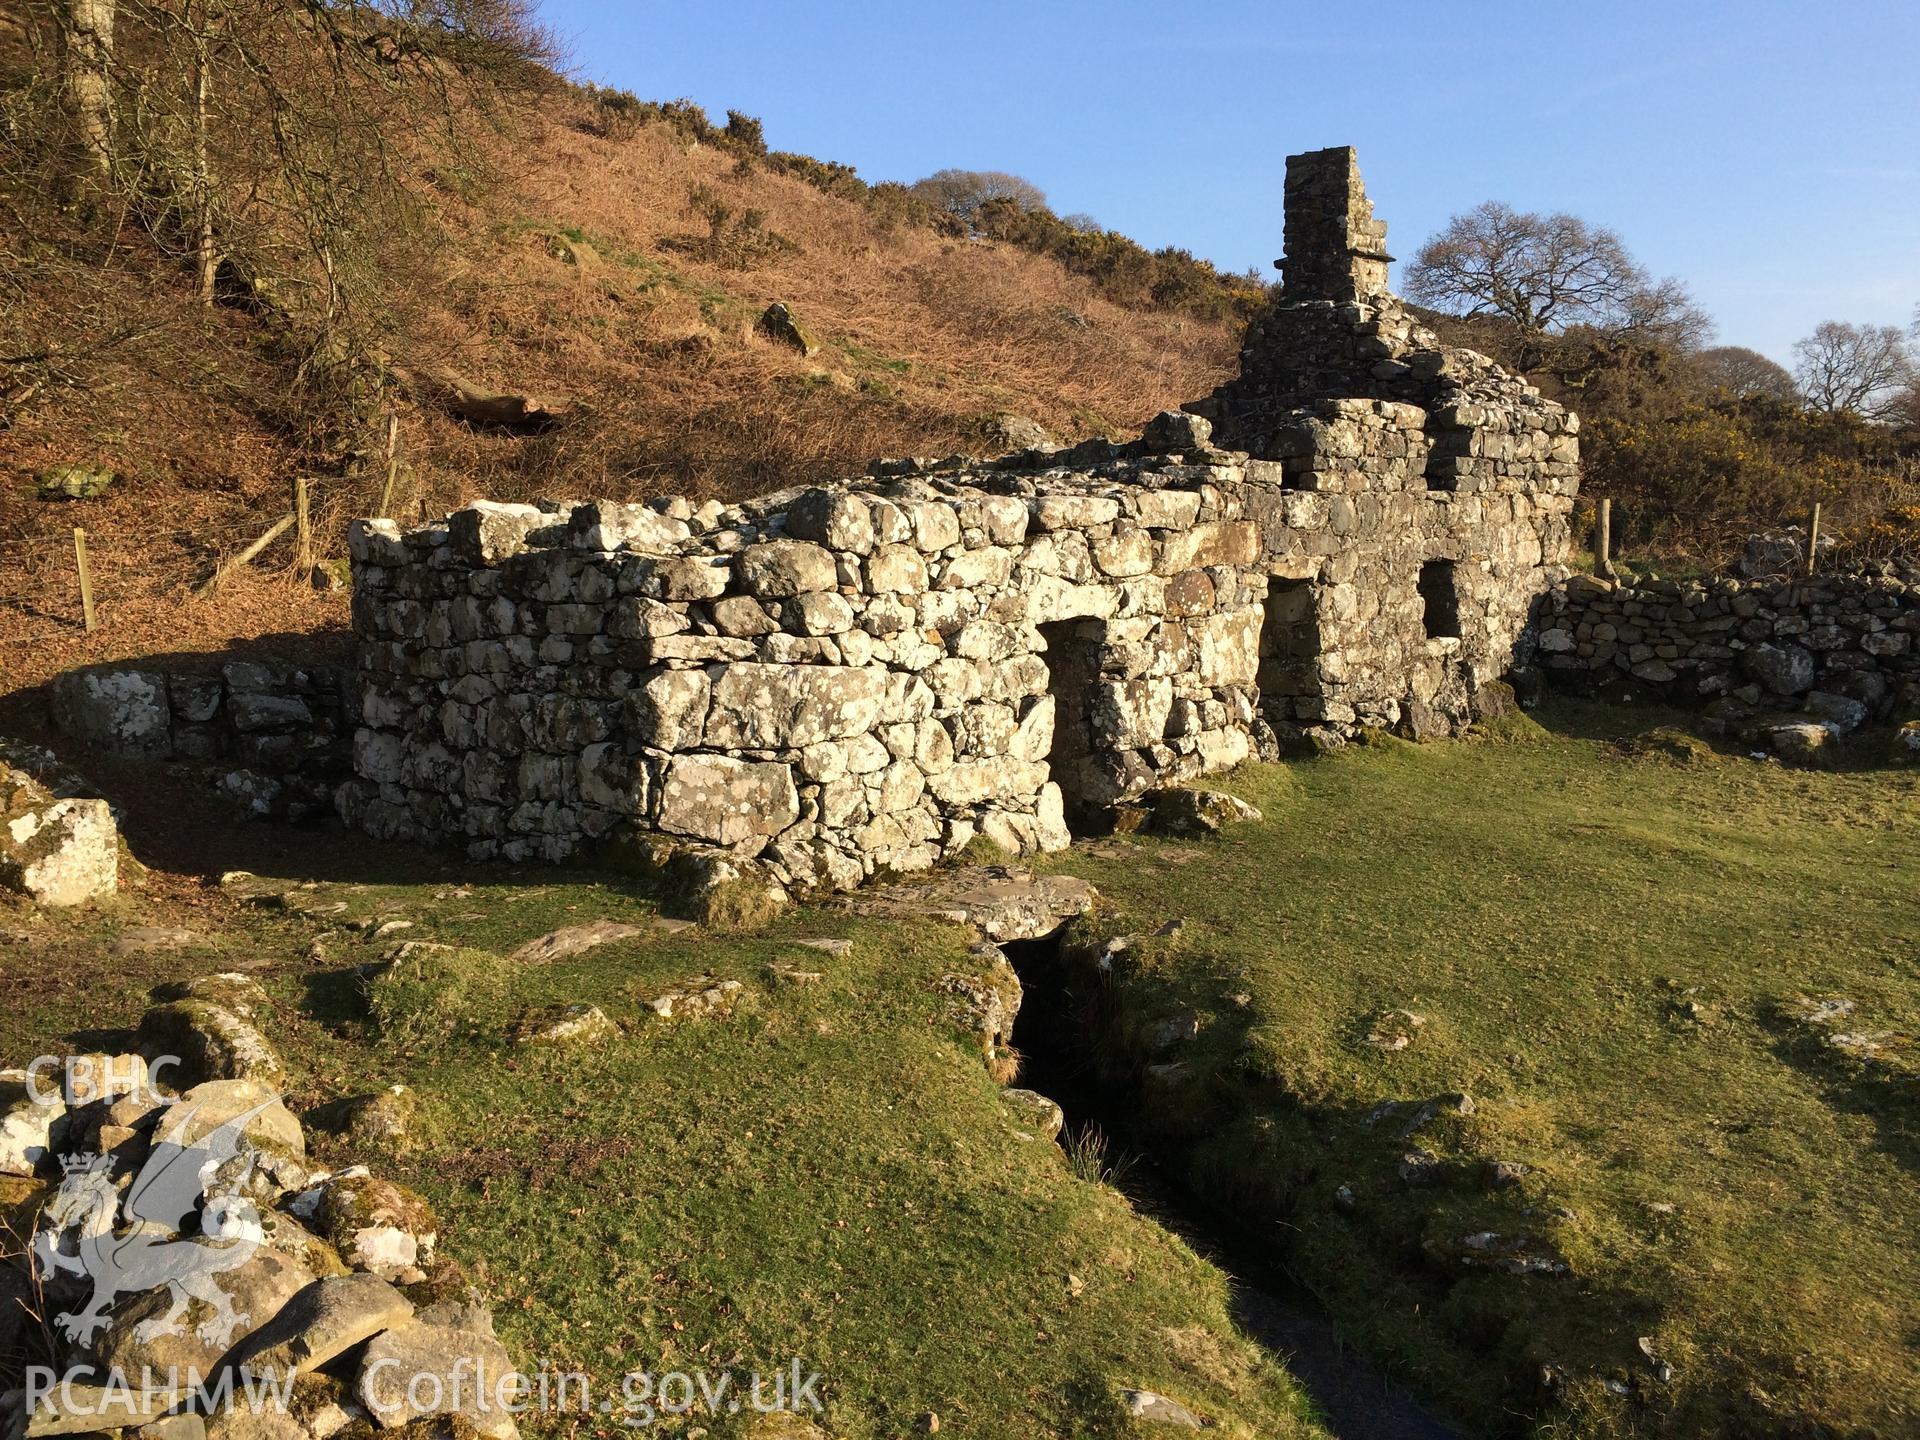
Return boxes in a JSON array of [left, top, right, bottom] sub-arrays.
[[1, 864, 1324, 1439], [1040, 701, 1919, 1437]]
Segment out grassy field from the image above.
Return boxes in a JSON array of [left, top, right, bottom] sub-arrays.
[[0, 861, 1324, 1438], [1037, 701, 1920, 1437], [4, 699, 1915, 1437]]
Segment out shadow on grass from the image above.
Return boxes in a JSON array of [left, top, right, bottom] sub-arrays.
[[62, 1025, 139, 1055], [1757, 998, 1920, 1177], [1526, 689, 1913, 774], [301, 965, 374, 1034]]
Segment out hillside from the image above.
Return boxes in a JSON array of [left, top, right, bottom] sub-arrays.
[[0, 19, 1249, 691]]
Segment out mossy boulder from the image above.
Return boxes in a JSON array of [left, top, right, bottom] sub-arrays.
[[36, 463, 114, 499], [1001, 1086, 1065, 1142], [359, 947, 511, 1042], [1143, 787, 1263, 838], [305, 1084, 422, 1150], [153, 971, 273, 1020], [261, 1211, 353, 1278], [1620, 726, 1720, 766], [756, 301, 818, 356], [1768, 721, 1839, 769], [603, 833, 785, 930], [308, 1173, 439, 1284], [0, 763, 119, 908]]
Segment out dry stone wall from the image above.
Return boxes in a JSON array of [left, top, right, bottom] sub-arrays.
[[342, 445, 1272, 885], [1539, 571, 1920, 751], [50, 659, 351, 817], [339, 147, 1579, 893]]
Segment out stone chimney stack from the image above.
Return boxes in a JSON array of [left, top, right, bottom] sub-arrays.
[[1279, 146, 1393, 303]]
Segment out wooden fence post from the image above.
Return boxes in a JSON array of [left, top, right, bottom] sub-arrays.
[[293, 475, 312, 573], [1806, 502, 1822, 576], [73, 527, 96, 632], [376, 410, 400, 519], [1595, 498, 1615, 580]]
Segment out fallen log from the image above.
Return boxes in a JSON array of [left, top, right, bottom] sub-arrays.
[[193, 512, 293, 598], [405, 363, 570, 434]]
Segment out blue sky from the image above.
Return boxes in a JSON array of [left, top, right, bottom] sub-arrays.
[[536, 0, 1920, 367]]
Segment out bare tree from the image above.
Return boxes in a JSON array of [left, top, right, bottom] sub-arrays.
[[1405, 201, 1710, 348], [908, 169, 1047, 228], [1692, 345, 1799, 401], [62, 0, 116, 180], [1792, 321, 1914, 420], [7, 0, 558, 470]]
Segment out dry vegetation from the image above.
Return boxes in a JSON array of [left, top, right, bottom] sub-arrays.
[[0, 12, 1242, 693], [420, 100, 1242, 502]]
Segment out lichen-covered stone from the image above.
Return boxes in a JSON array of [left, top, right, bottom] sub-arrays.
[[97, 1247, 317, 1378], [736, 540, 836, 597], [1001, 1086, 1065, 1141], [1, 763, 118, 907], [227, 1271, 416, 1381], [51, 667, 172, 757], [512, 1002, 617, 1046], [307, 1173, 438, 1284], [642, 977, 743, 1021], [356, 1316, 520, 1437], [0, 1081, 64, 1177], [656, 755, 800, 846]]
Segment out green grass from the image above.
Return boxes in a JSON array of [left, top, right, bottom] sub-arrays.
[[1036, 700, 1920, 1438], [10, 698, 1914, 1437], [4, 871, 1324, 1438]]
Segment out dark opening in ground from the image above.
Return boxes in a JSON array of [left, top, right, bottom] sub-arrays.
[[1000, 929, 1458, 1440], [1419, 560, 1462, 639]]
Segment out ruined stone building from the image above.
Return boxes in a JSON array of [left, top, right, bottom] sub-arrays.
[[339, 148, 1580, 891]]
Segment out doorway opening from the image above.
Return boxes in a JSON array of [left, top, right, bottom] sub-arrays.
[[1038, 620, 1101, 830], [1258, 579, 1323, 723]]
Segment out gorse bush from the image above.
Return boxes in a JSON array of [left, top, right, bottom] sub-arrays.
[[661, 183, 800, 269], [722, 108, 767, 156], [971, 193, 1267, 325]]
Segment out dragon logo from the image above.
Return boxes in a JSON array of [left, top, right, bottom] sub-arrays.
[[34, 1099, 277, 1349]]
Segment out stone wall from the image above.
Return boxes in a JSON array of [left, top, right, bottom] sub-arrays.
[[1195, 147, 1580, 736], [51, 659, 351, 817], [338, 147, 1579, 894], [1538, 570, 1920, 751]]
